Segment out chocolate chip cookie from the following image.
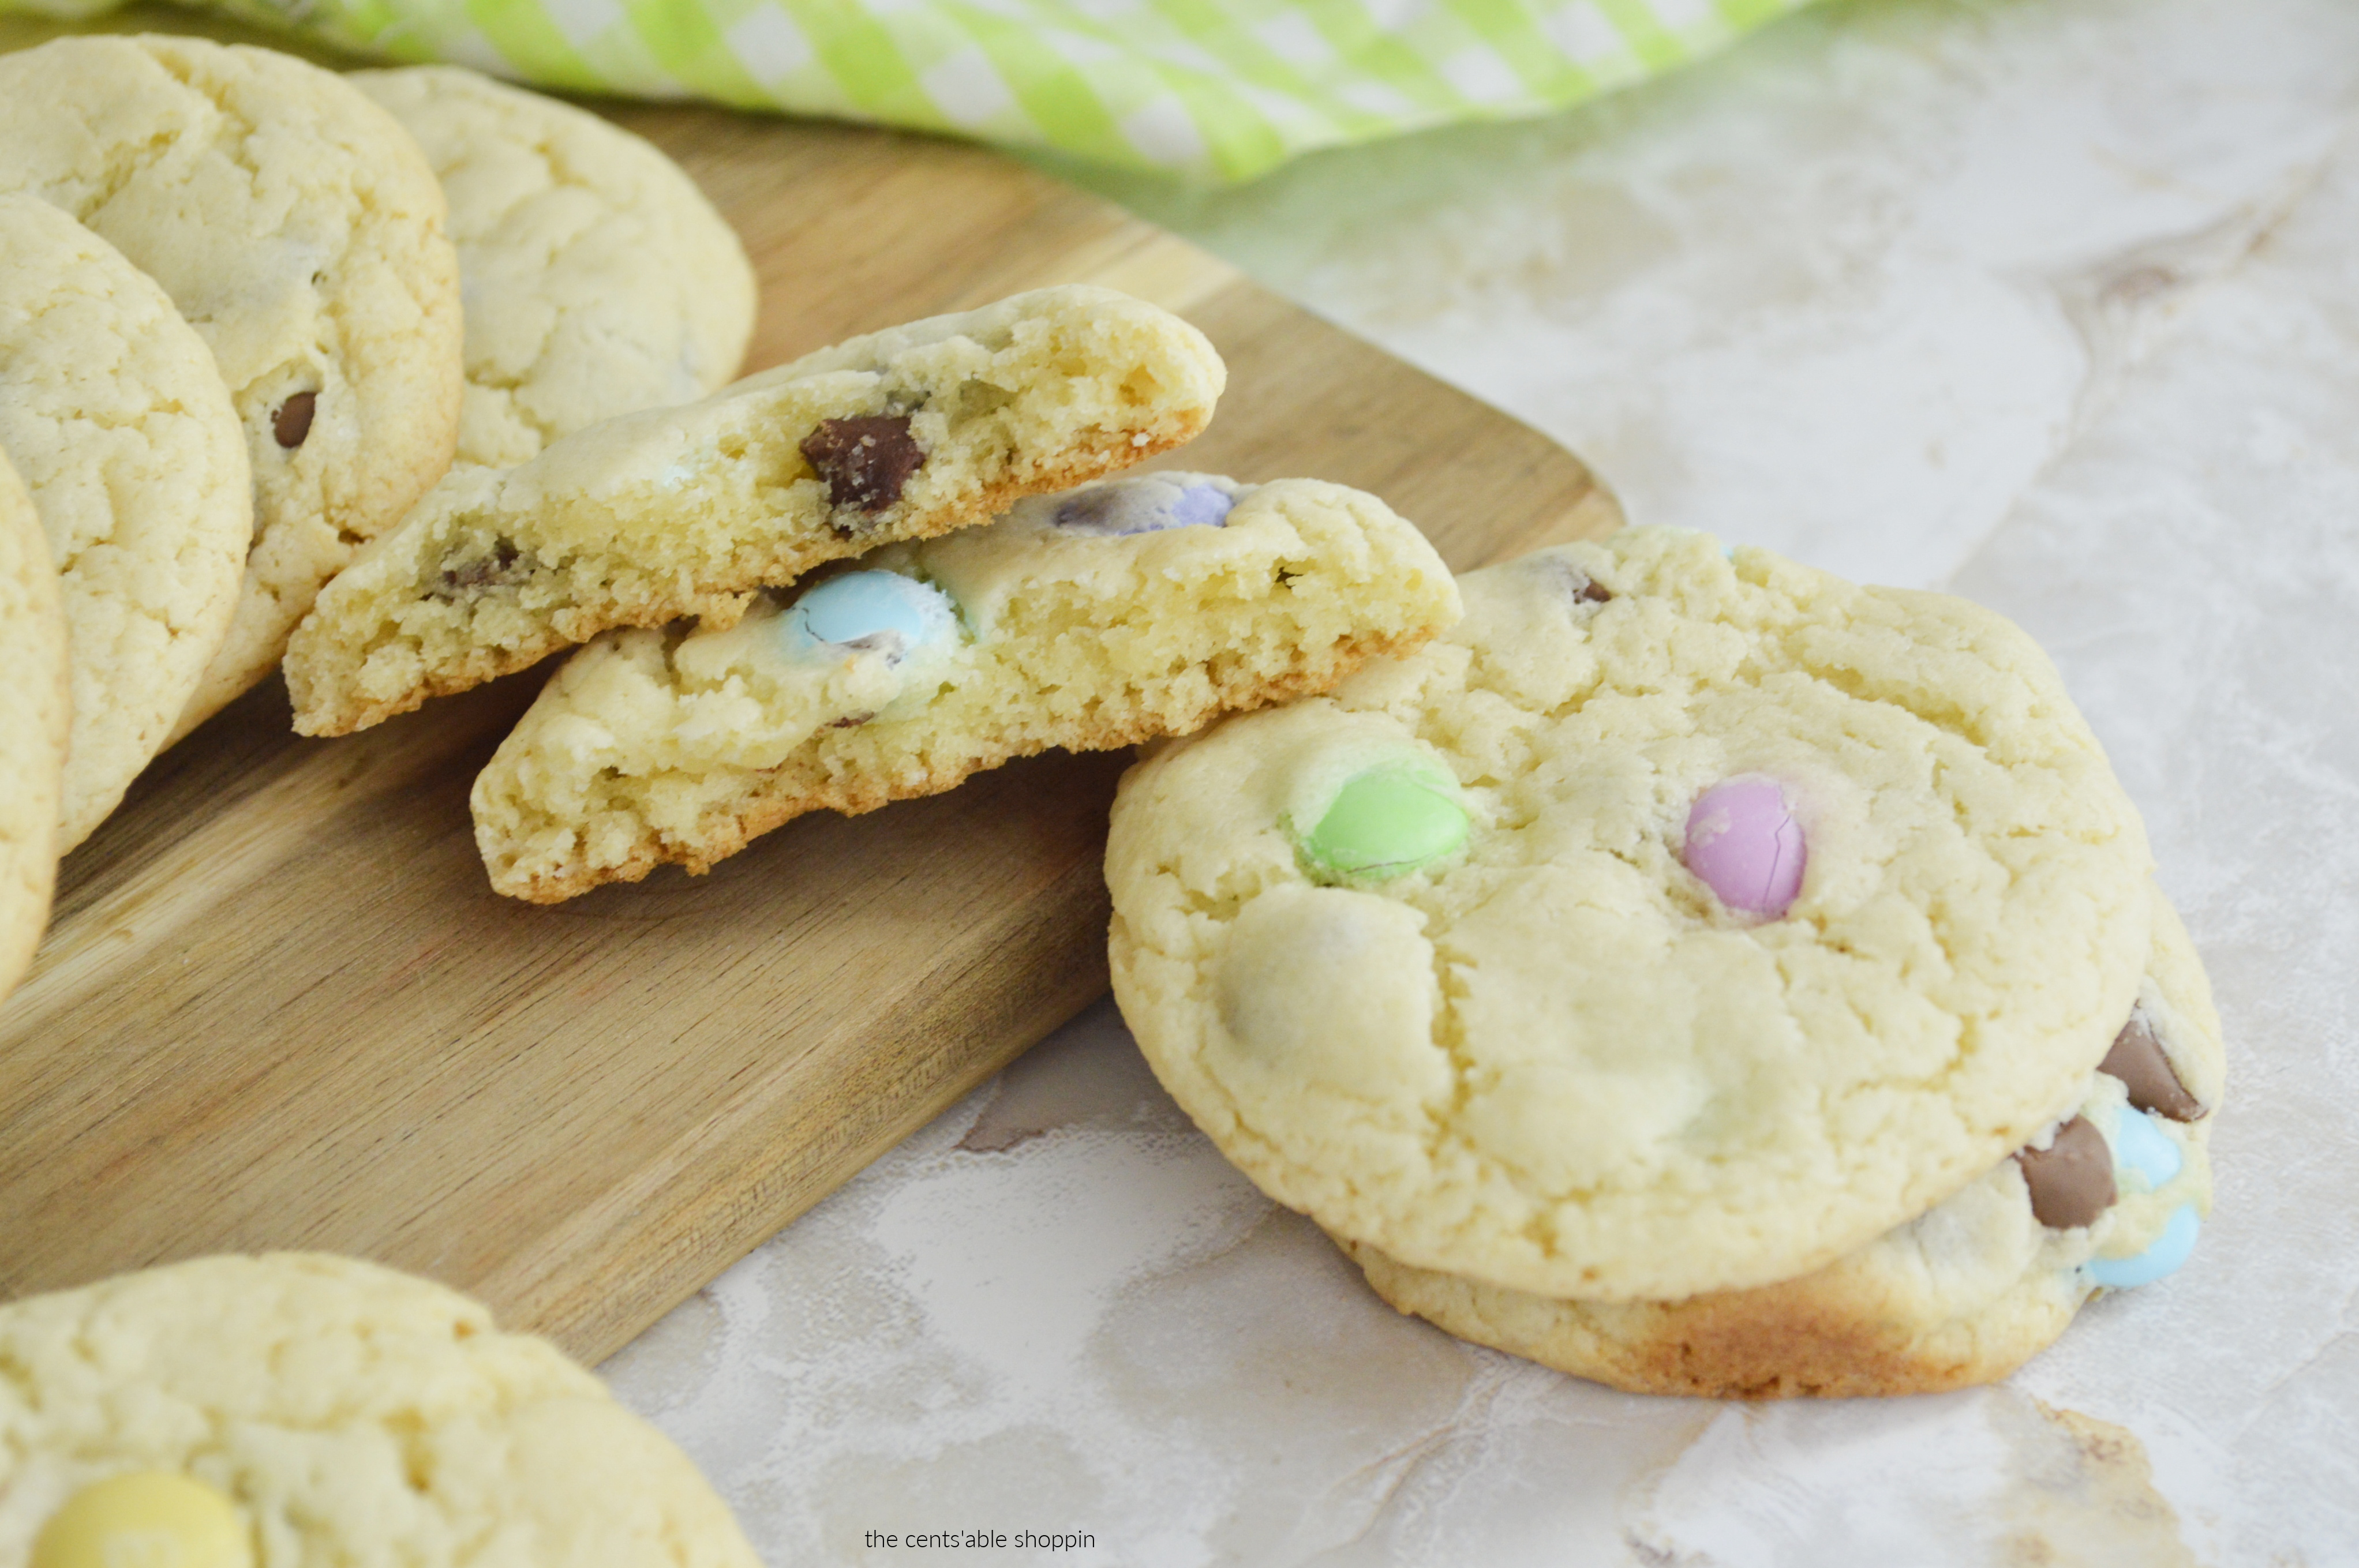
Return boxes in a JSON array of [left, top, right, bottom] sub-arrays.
[[0, 35, 463, 741], [284, 286, 1225, 736]]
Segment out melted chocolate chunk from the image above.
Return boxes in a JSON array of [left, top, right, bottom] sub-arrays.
[[800, 415, 924, 516], [2099, 1011, 2206, 1121], [1537, 556, 1611, 605], [432, 538, 524, 598], [274, 391, 317, 448], [829, 711, 876, 729], [2016, 1115, 2117, 1229]]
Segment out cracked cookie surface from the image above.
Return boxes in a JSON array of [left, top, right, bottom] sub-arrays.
[[351, 66, 756, 470], [472, 473, 1458, 900], [1347, 892, 2221, 1397], [1107, 528, 2156, 1302], [0, 1254, 759, 1567], [286, 285, 1225, 736], [0, 35, 463, 741], [0, 450, 67, 1001], [0, 196, 248, 847]]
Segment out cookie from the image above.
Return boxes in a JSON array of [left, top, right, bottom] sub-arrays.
[[1346, 892, 2221, 1397], [0, 451, 68, 1001], [0, 1254, 759, 1566], [0, 35, 464, 741], [284, 285, 1226, 737], [0, 196, 250, 849], [1106, 527, 2157, 1304], [349, 66, 758, 470], [471, 472, 1458, 901]]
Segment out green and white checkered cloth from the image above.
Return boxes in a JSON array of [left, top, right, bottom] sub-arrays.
[[16, 0, 1811, 179]]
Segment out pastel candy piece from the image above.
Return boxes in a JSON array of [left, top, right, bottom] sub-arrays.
[[1302, 765, 1469, 882], [787, 570, 955, 659], [1053, 475, 1234, 536], [1684, 775, 1807, 917], [2016, 1115, 2116, 1229], [2088, 1202, 2201, 1289], [1167, 482, 1235, 527], [2099, 1010, 2206, 1120], [2111, 1106, 2183, 1190], [33, 1472, 251, 1568]]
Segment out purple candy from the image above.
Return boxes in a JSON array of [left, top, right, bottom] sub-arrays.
[[1052, 478, 1234, 536], [1168, 483, 1235, 527], [1684, 776, 1807, 918]]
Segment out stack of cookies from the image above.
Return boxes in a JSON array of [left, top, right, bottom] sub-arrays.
[[1104, 528, 2222, 1396], [0, 39, 770, 1002]]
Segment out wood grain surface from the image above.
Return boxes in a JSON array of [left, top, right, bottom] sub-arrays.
[[0, 48, 1621, 1363]]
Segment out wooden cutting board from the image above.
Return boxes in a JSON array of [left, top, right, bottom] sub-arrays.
[[0, 33, 1622, 1364]]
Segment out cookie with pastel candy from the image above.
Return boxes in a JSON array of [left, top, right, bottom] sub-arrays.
[[470, 471, 1460, 901], [1104, 526, 2221, 1397], [1345, 892, 2220, 1397], [0, 1254, 759, 1566], [283, 285, 1227, 737]]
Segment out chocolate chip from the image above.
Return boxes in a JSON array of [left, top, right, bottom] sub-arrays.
[[274, 391, 317, 449], [2016, 1116, 2117, 1229], [431, 538, 524, 598], [2099, 1011, 2206, 1121], [800, 415, 924, 516], [1537, 556, 1611, 605], [829, 711, 876, 729]]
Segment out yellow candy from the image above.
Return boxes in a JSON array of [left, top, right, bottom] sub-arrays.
[[31, 1472, 251, 1568]]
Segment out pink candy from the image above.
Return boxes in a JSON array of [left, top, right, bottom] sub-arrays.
[[1684, 776, 1807, 918]]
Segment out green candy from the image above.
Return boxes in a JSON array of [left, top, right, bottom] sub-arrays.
[[1301, 765, 1469, 881]]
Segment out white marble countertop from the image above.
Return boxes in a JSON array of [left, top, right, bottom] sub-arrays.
[[604, 1, 2359, 1561]]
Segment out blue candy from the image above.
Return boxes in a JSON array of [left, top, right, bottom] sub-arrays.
[[2088, 1203, 2201, 1289], [787, 571, 954, 657], [2111, 1107, 2184, 1190]]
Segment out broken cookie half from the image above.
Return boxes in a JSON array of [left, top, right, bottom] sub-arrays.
[[284, 286, 1226, 736], [469, 472, 1459, 902]]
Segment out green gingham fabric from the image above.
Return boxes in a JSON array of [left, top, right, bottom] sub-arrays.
[[21, 0, 1813, 179]]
